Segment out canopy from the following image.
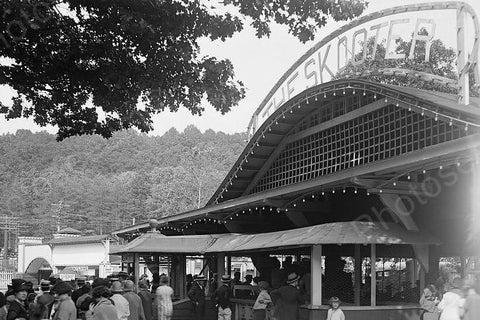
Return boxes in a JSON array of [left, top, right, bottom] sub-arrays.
[[111, 221, 440, 255], [110, 232, 217, 254], [207, 221, 440, 253]]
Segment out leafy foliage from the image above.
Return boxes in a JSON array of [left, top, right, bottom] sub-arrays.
[[0, 127, 247, 237], [334, 34, 479, 96], [0, 0, 367, 140]]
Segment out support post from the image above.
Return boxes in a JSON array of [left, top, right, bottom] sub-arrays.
[[457, 6, 470, 105], [419, 263, 426, 294], [460, 256, 466, 278], [134, 253, 140, 287], [354, 244, 361, 305], [427, 245, 440, 284], [227, 255, 232, 275], [217, 253, 226, 289], [311, 245, 322, 306], [178, 254, 187, 298], [370, 245, 376, 307], [154, 255, 160, 275]]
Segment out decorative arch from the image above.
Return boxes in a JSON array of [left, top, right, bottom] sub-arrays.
[[25, 257, 52, 275]]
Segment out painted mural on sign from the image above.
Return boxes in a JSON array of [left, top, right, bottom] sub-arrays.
[[247, 2, 479, 136]]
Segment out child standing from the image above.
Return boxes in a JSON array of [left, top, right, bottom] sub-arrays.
[[327, 297, 345, 320], [253, 281, 272, 320]]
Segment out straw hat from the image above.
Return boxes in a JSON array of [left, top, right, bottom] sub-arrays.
[[221, 275, 231, 283], [195, 275, 206, 282], [110, 281, 124, 293], [123, 280, 135, 292], [286, 272, 300, 284]]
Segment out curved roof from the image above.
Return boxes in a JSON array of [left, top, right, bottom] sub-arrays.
[[112, 79, 480, 237], [208, 79, 480, 205]]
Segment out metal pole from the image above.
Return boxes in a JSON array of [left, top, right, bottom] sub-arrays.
[[457, 6, 470, 105]]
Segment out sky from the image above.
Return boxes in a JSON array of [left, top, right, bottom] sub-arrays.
[[0, 0, 479, 137]]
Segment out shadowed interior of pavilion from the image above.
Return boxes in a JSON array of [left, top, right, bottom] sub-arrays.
[[111, 80, 480, 320], [115, 80, 480, 261]]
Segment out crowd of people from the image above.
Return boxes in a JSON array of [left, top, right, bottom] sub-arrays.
[[0, 271, 174, 320], [190, 270, 343, 320], [1, 266, 479, 320], [419, 277, 480, 320]]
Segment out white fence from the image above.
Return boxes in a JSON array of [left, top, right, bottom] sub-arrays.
[[0, 271, 14, 290]]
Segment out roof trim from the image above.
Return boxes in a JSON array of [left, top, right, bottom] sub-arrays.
[[48, 234, 110, 245]]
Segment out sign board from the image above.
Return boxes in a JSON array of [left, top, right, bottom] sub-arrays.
[[69, 266, 88, 272], [247, 1, 479, 136], [59, 273, 75, 281]]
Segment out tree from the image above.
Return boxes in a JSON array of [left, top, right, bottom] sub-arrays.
[[0, 0, 367, 140], [334, 31, 479, 96]]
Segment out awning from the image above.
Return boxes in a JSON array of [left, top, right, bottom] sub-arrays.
[[207, 221, 440, 252], [110, 232, 217, 254], [111, 222, 440, 255]]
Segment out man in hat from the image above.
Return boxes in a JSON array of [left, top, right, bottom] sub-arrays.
[[242, 275, 253, 285], [33, 279, 55, 317], [188, 274, 207, 320], [123, 280, 146, 320], [50, 281, 76, 320], [71, 276, 88, 304], [271, 272, 303, 320], [212, 275, 232, 320], [118, 271, 130, 283], [111, 281, 130, 320], [107, 274, 120, 285], [34, 279, 51, 302]]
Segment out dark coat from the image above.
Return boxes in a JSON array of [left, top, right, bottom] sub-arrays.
[[7, 299, 28, 320], [212, 284, 231, 309], [271, 285, 303, 320], [123, 291, 146, 320], [138, 290, 153, 320], [187, 283, 206, 304], [188, 282, 206, 320]]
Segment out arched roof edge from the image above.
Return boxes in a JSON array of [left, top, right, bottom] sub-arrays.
[[209, 79, 480, 205]]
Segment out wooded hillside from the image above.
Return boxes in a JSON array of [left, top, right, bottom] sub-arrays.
[[0, 126, 246, 237]]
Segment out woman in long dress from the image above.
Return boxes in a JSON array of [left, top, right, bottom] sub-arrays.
[[156, 275, 174, 320], [438, 278, 465, 320]]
